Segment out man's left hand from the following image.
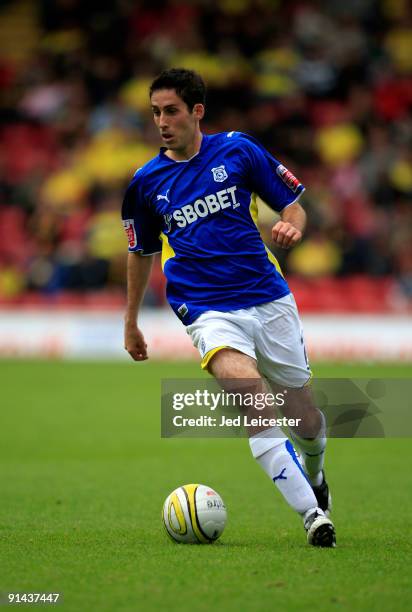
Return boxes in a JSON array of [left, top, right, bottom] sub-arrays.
[[272, 221, 302, 249]]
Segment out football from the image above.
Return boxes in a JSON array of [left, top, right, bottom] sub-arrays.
[[162, 484, 227, 543]]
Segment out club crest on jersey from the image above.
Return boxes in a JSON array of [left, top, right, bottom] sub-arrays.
[[123, 219, 137, 249], [276, 164, 301, 193], [211, 165, 228, 182]]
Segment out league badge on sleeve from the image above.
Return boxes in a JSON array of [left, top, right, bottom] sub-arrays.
[[211, 165, 228, 182], [123, 219, 137, 249], [276, 164, 302, 193]]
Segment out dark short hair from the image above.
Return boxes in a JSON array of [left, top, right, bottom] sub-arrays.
[[149, 68, 206, 110]]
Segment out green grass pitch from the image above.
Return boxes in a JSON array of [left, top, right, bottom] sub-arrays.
[[0, 360, 411, 611]]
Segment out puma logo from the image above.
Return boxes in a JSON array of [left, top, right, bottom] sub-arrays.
[[157, 189, 170, 203], [273, 467, 287, 482]]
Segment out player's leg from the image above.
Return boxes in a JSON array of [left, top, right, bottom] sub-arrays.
[[207, 348, 325, 522], [270, 382, 331, 514], [255, 295, 332, 514]]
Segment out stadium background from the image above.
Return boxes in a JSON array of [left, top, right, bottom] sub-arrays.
[[0, 0, 411, 360], [1, 2, 411, 611]]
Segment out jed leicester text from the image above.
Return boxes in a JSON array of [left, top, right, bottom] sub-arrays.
[[172, 415, 301, 428]]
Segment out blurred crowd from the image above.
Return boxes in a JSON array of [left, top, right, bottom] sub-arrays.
[[0, 0, 411, 305]]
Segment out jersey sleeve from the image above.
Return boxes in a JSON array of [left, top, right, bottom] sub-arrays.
[[121, 176, 162, 255], [238, 133, 305, 212]]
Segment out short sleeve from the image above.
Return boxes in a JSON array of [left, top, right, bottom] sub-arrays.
[[239, 134, 305, 212], [121, 177, 162, 255]]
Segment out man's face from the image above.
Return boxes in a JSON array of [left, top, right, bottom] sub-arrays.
[[150, 89, 203, 152]]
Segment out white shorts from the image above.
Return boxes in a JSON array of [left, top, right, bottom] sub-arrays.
[[186, 294, 311, 388]]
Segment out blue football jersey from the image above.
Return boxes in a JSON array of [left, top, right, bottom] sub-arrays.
[[122, 131, 305, 324]]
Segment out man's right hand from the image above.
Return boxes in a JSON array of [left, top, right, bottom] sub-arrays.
[[124, 322, 148, 361]]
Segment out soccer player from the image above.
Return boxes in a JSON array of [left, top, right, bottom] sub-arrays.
[[122, 68, 336, 547]]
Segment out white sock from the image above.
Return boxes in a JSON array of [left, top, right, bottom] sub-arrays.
[[249, 428, 318, 515], [290, 414, 327, 486]]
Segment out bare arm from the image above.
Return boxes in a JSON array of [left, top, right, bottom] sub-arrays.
[[124, 252, 154, 361], [271, 201, 306, 249]]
